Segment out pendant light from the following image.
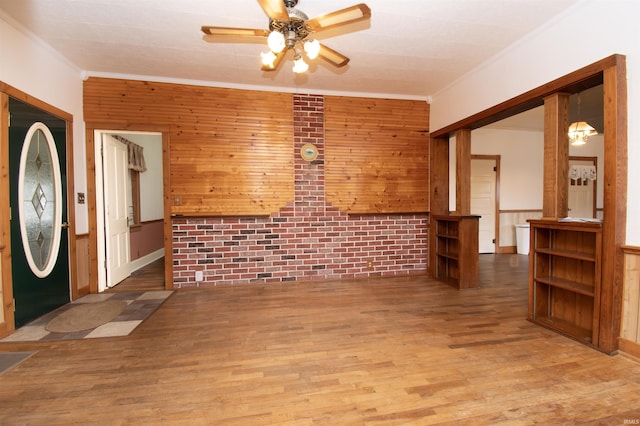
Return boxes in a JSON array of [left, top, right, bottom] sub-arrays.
[[568, 92, 598, 146]]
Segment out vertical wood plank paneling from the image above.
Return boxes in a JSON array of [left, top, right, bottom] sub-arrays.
[[83, 78, 294, 216], [324, 96, 429, 213], [75, 234, 90, 297], [621, 251, 640, 341]]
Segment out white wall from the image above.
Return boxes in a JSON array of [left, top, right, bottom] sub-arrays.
[[472, 128, 545, 210], [0, 12, 87, 233], [430, 0, 640, 244]]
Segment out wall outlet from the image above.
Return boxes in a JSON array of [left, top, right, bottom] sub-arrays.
[[367, 260, 373, 269], [195, 270, 203, 281]]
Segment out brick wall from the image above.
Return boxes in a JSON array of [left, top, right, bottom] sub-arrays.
[[172, 94, 428, 287]]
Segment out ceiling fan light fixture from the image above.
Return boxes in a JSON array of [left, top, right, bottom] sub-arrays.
[[292, 54, 308, 73], [267, 30, 285, 53], [304, 39, 320, 59], [201, 1, 371, 74]]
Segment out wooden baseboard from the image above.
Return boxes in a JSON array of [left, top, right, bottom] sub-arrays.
[[498, 246, 517, 254], [618, 337, 640, 359]]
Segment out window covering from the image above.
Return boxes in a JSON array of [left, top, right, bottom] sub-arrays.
[[569, 165, 597, 181], [113, 135, 147, 172]]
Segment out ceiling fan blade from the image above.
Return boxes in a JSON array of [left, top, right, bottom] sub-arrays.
[[261, 49, 287, 71], [317, 43, 350, 67], [257, 0, 290, 22], [201, 26, 269, 38], [306, 4, 371, 33]]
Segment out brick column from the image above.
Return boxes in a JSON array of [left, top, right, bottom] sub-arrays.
[[293, 94, 325, 213]]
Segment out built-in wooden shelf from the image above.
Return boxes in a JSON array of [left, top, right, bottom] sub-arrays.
[[528, 219, 602, 347], [433, 215, 479, 290]]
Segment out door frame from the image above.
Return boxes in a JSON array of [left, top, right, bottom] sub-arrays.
[[0, 82, 77, 335], [471, 154, 500, 253], [85, 123, 172, 293]]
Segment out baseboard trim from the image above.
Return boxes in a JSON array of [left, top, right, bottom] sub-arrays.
[[618, 337, 640, 359], [130, 248, 164, 273]]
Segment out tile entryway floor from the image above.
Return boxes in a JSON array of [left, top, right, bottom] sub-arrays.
[[1, 291, 172, 342]]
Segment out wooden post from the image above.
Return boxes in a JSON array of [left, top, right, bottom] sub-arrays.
[[599, 58, 628, 353], [456, 129, 472, 215], [542, 93, 570, 219], [429, 136, 450, 277], [429, 136, 450, 217]]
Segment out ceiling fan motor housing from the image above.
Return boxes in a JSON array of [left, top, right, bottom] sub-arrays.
[[268, 3, 312, 47]]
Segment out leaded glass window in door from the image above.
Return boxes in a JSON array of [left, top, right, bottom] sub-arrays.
[[18, 122, 63, 278]]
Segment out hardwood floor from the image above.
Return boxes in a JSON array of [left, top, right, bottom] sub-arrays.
[[107, 257, 165, 293], [1, 254, 640, 424]]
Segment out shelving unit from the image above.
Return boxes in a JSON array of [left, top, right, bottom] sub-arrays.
[[528, 219, 602, 346], [433, 215, 479, 289]]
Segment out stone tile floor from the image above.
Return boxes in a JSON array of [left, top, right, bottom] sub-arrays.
[[1, 291, 172, 342]]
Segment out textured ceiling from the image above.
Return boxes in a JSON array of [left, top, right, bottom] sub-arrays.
[[0, 0, 579, 100]]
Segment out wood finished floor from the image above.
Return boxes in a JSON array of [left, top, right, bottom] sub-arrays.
[[107, 257, 166, 293], [1, 254, 640, 424]]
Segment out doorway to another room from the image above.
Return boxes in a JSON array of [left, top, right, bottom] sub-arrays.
[[471, 156, 499, 254], [94, 131, 165, 292]]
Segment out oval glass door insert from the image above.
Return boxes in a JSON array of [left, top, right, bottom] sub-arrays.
[[18, 122, 63, 278]]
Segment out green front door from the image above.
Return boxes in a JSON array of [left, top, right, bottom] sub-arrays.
[[9, 97, 70, 328]]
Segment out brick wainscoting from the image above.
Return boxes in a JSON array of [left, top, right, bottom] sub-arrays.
[[172, 94, 428, 288]]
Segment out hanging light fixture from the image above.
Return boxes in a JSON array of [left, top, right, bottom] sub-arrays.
[[202, 1, 371, 74], [259, 1, 327, 74], [568, 92, 598, 146]]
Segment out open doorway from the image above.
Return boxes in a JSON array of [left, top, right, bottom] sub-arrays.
[[471, 156, 499, 253], [94, 130, 164, 292]]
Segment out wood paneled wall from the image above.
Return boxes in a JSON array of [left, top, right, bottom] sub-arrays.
[[83, 78, 294, 216], [75, 234, 90, 297], [620, 246, 640, 357], [324, 96, 429, 213]]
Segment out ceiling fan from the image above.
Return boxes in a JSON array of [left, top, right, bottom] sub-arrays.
[[201, 0, 371, 73]]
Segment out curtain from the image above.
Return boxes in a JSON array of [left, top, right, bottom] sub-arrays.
[[113, 135, 147, 172], [569, 165, 596, 181]]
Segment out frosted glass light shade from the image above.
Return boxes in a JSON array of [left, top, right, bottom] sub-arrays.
[[292, 56, 308, 73], [304, 39, 320, 59], [267, 31, 285, 53], [261, 51, 277, 67]]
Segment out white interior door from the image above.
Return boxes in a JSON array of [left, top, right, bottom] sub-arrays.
[[471, 158, 497, 253], [103, 134, 131, 287], [568, 159, 595, 218]]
